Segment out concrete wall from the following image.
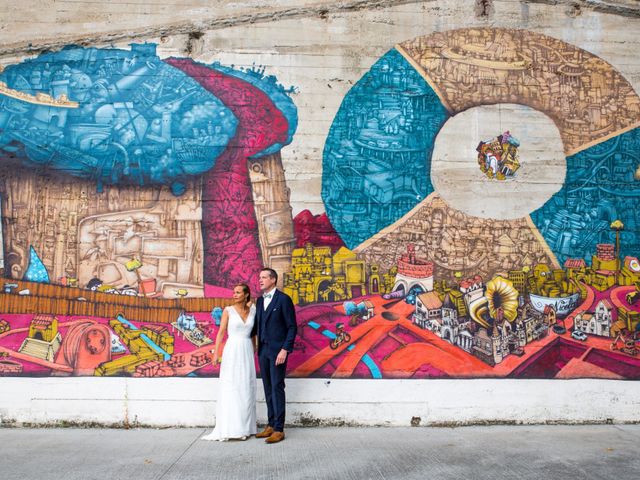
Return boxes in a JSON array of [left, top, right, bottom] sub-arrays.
[[2, 0, 639, 216], [2, 377, 640, 427], [1, 0, 640, 425]]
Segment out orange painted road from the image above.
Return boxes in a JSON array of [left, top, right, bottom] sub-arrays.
[[287, 285, 617, 379], [565, 281, 595, 327], [610, 285, 637, 311], [333, 321, 396, 378], [382, 319, 494, 377], [290, 315, 381, 377]]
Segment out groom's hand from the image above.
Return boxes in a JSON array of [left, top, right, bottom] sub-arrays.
[[275, 349, 288, 366]]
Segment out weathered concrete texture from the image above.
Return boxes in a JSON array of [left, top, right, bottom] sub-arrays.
[[1, 425, 639, 480], [1, 1, 640, 215], [156, 0, 640, 216], [0, 0, 431, 55], [1, 0, 639, 55], [529, 0, 640, 19]]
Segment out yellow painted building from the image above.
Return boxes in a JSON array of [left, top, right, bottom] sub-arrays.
[[141, 325, 175, 355], [527, 263, 579, 297], [95, 319, 166, 376], [28, 315, 58, 342], [283, 244, 393, 305]]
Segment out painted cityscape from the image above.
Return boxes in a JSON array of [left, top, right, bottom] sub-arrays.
[[1, 28, 640, 379]]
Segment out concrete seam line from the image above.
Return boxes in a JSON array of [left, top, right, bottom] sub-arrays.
[[612, 424, 640, 439], [156, 428, 206, 480], [0, 0, 434, 57]]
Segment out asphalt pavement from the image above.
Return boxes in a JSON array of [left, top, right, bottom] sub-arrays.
[[1, 425, 639, 480]]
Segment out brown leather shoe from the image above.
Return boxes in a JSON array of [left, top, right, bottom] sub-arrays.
[[255, 426, 274, 438], [265, 431, 285, 444]]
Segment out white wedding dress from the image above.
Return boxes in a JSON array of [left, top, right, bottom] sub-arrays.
[[202, 305, 257, 441]]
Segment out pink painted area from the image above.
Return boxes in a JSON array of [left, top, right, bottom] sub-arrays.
[[0, 313, 113, 375], [204, 284, 234, 299], [583, 348, 640, 379], [588, 287, 620, 321], [556, 357, 624, 379], [410, 363, 449, 379], [610, 285, 640, 316], [509, 337, 589, 378], [165, 58, 290, 294], [293, 210, 345, 253], [375, 336, 404, 361], [3, 284, 638, 378], [287, 304, 350, 375]]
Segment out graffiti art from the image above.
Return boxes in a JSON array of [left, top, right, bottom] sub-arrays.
[[2, 28, 640, 380]]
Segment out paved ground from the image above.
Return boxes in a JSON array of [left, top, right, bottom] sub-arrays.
[[1, 425, 639, 480]]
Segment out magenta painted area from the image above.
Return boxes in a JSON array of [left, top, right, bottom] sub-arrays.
[[293, 210, 345, 253], [166, 58, 290, 293], [583, 349, 640, 379], [296, 303, 345, 323], [509, 337, 588, 378], [611, 285, 640, 314], [412, 364, 449, 379], [374, 336, 403, 363], [0, 313, 114, 375], [284, 303, 350, 374], [584, 286, 621, 320], [0, 311, 222, 376], [353, 362, 373, 378], [315, 349, 350, 378], [203, 284, 234, 298], [290, 303, 348, 373]]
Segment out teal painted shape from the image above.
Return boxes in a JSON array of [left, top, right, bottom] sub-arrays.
[[321, 48, 450, 248], [24, 246, 50, 283], [530, 127, 640, 265], [0, 44, 238, 194]]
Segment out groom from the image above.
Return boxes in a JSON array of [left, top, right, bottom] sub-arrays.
[[252, 268, 297, 443]]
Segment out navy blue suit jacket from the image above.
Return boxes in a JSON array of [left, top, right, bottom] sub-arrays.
[[252, 289, 297, 356]]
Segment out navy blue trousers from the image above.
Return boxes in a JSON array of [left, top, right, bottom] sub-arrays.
[[258, 347, 287, 432]]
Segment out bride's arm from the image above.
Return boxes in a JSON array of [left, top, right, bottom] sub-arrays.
[[212, 308, 229, 366]]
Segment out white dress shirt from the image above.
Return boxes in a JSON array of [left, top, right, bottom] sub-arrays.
[[263, 287, 276, 310]]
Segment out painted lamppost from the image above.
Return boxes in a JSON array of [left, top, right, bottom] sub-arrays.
[[124, 258, 152, 296], [610, 219, 624, 261]]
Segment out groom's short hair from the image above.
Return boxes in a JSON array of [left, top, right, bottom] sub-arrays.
[[261, 267, 278, 283]]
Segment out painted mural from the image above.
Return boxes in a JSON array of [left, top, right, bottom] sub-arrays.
[[2, 28, 640, 380]]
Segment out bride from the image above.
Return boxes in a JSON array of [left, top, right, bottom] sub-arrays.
[[202, 284, 257, 441]]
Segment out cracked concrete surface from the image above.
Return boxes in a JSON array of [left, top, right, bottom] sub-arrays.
[[0, 0, 433, 56], [528, 0, 640, 19], [2, 1, 640, 57]]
